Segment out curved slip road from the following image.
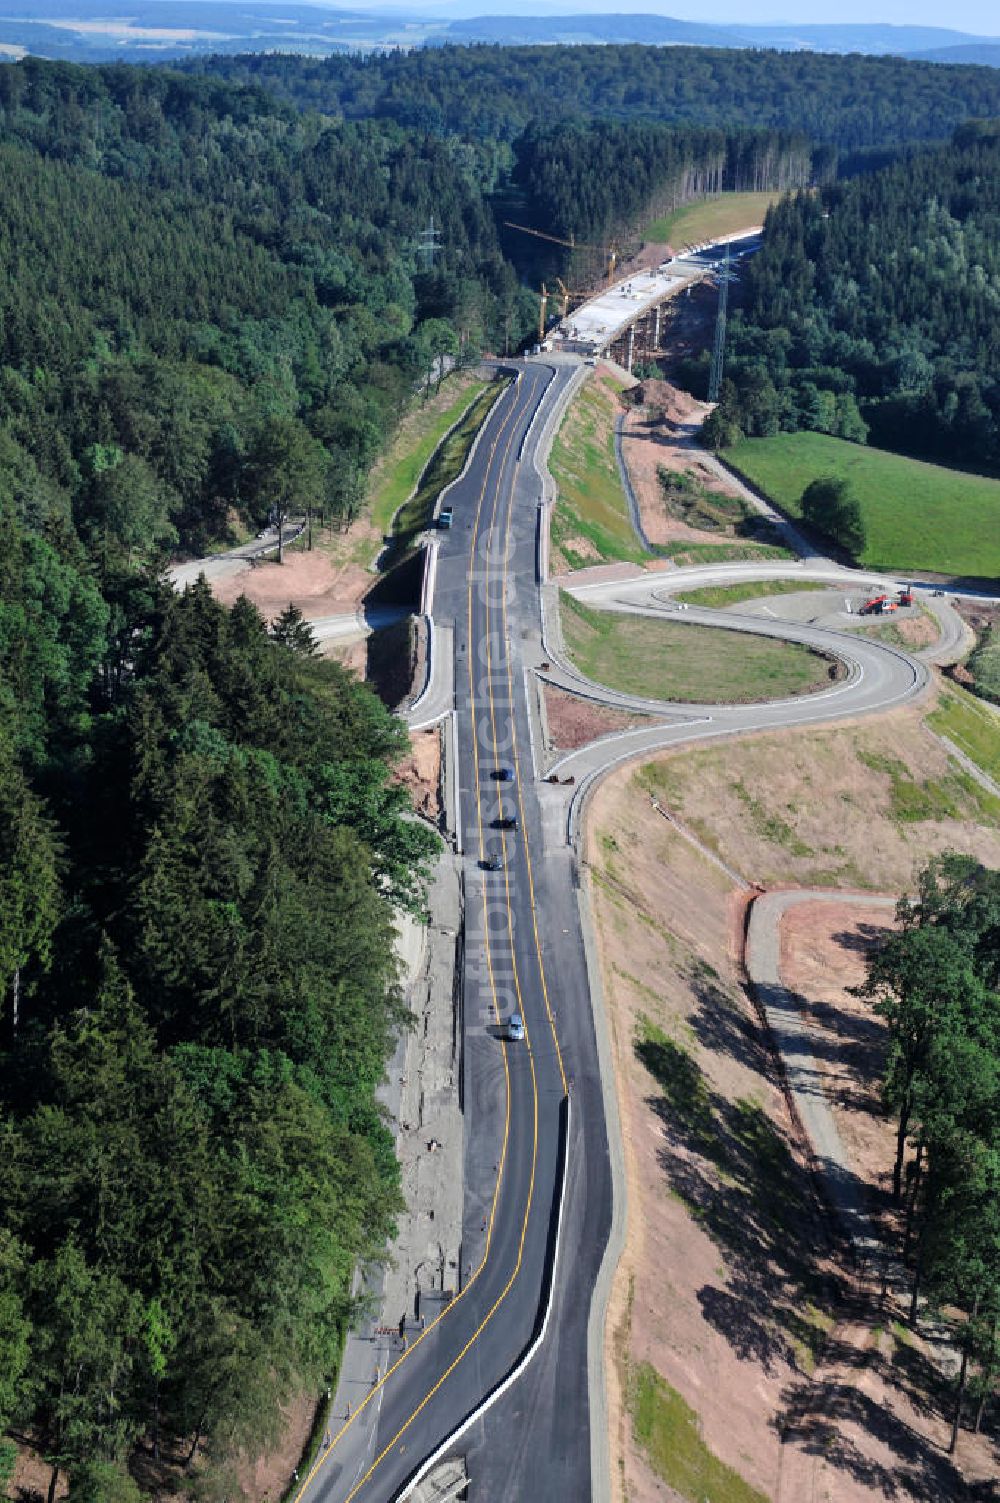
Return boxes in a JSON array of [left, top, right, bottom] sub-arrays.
[[542, 571, 932, 810], [295, 364, 968, 1503], [168, 354, 987, 1502]]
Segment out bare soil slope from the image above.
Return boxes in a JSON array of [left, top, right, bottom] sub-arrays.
[[620, 380, 747, 548], [589, 701, 1000, 1503], [211, 543, 375, 622]]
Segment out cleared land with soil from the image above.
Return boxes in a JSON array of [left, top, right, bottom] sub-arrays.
[[590, 698, 1000, 1503], [619, 378, 791, 564]]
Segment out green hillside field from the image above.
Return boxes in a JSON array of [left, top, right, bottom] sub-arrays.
[[723, 432, 1000, 581], [645, 191, 780, 246]]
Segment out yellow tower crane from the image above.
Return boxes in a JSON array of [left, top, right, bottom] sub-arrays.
[[504, 221, 620, 285], [538, 282, 548, 343]]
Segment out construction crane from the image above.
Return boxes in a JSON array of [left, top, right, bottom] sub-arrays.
[[505, 221, 621, 284], [555, 277, 590, 318], [536, 278, 590, 340]]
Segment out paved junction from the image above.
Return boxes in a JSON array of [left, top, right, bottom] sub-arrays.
[[292, 362, 980, 1501], [175, 314, 994, 1499]]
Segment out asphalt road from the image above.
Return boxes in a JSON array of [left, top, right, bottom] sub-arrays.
[[298, 362, 612, 1503], [296, 364, 962, 1503], [176, 354, 988, 1503]]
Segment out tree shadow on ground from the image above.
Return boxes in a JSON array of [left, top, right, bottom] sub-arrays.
[[830, 921, 896, 956], [637, 1028, 836, 1380], [636, 1016, 975, 1496], [752, 976, 885, 1121], [799, 994, 887, 1119], [779, 1365, 967, 1502], [686, 962, 777, 1081]]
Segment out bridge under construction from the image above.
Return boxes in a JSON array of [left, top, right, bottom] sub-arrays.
[[543, 231, 760, 372]]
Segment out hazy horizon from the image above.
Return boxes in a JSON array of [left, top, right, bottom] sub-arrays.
[[372, 0, 1000, 37]]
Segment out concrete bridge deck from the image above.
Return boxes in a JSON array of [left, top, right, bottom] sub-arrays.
[[547, 230, 761, 367]]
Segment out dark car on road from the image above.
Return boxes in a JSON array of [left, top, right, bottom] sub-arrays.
[[438, 507, 453, 529], [481, 853, 504, 871], [494, 767, 514, 782], [494, 815, 519, 830]]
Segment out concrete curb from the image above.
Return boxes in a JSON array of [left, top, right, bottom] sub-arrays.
[[528, 363, 589, 586], [397, 1097, 573, 1501], [432, 370, 520, 527], [614, 412, 653, 554], [406, 614, 436, 719], [577, 872, 627, 1503]]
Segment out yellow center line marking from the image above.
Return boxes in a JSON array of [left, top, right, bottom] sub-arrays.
[[336, 378, 540, 1499], [294, 372, 543, 1503], [501, 450, 569, 1095]]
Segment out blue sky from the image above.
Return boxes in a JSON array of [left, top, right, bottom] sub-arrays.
[[660, 0, 1000, 27]]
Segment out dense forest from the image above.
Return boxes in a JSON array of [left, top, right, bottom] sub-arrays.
[[513, 120, 813, 259], [858, 856, 1000, 1452], [508, 119, 812, 282], [3, 35, 1000, 1497], [702, 122, 1000, 470], [0, 59, 531, 555], [0, 557, 440, 1495], [0, 55, 482, 1498], [184, 44, 1000, 154]]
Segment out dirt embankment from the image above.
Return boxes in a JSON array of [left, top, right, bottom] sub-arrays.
[[211, 543, 375, 624], [589, 701, 1000, 1503], [542, 680, 650, 753], [619, 379, 752, 548], [393, 726, 442, 823], [591, 774, 831, 1503]]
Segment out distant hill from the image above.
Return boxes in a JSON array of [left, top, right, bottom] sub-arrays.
[[0, 3, 996, 66], [0, 0, 441, 62], [443, 15, 998, 56], [905, 43, 1000, 67], [443, 13, 745, 47], [735, 22, 996, 54]]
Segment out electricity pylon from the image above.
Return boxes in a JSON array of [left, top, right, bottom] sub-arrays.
[[417, 215, 442, 271], [708, 243, 737, 403]]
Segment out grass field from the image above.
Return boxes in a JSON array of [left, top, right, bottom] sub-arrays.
[[549, 375, 646, 570], [368, 373, 490, 537], [381, 380, 506, 564], [658, 539, 793, 566], [723, 432, 1000, 581], [631, 1362, 769, 1503], [928, 688, 1000, 785], [968, 626, 1000, 706], [675, 579, 825, 609], [645, 191, 781, 247], [560, 593, 839, 703]]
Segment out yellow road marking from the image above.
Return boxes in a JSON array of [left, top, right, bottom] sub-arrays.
[[502, 457, 569, 1094], [337, 376, 543, 1500], [294, 372, 554, 1503]]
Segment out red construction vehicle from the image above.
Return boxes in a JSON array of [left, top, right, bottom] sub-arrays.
[[898, 587, 914, 607], [859, 594, 898, 616]]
